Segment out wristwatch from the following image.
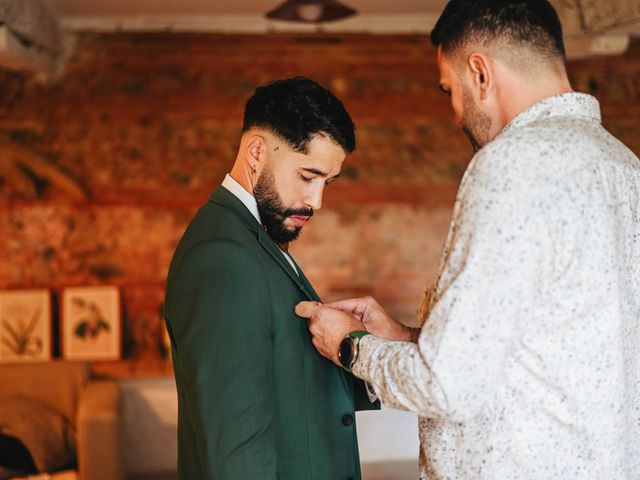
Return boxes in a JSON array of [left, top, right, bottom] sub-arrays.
[[338, 330, 369, 372]]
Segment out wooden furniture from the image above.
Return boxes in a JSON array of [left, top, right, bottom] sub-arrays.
[[0, 362, 124, 480]]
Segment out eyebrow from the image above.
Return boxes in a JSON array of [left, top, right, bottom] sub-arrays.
[[301, 167, 324, 176]]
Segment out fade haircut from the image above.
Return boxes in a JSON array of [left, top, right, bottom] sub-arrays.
[[431, 0, 566, 64], [242, 76, 356, 154]]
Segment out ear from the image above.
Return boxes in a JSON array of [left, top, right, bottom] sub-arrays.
[[244, 134, 267, 175], [467, 53, 492, 101]]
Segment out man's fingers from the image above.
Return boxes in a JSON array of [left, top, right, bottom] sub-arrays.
[[295, 301, 321, 318], [324, 297, 370, 315], [324, 297, 361, 312], [307, 316, 322, 336]]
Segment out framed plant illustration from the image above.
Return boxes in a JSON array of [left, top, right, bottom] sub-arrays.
[[0, 289, 52, 363], [62, 286, 121, 361]]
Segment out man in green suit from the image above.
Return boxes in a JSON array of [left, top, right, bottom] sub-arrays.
[[164, 77, 379, 479]]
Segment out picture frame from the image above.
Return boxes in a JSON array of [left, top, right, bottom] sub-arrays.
[[61, 286, 121, 361], [0, 289, 52, 363]]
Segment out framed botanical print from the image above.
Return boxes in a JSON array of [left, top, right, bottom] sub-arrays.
[[62, 286, 121, 361], [0, 289, 52, 363]]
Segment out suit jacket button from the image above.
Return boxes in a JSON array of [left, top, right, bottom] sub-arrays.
[[341, 414, 353, 426]]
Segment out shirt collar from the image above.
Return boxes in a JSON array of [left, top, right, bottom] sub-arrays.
[[221, 174, 261, 225], [500, 92, 601, 137]]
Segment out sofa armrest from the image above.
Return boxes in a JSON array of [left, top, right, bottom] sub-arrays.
[[77, 380, 125, 480]]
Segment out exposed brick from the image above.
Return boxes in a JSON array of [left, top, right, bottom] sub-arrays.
[[0, 33, 638, 376]]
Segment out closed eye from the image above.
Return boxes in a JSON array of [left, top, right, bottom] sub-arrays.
[[300, 174, 313, 183]]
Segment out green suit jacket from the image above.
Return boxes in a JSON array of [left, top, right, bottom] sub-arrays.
[[164, 186, 379, 480]]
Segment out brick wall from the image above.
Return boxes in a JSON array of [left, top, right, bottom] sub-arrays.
[[1, 33, 638, 375]]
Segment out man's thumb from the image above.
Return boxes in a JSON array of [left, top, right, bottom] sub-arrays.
[[295, 301, 319, 318]]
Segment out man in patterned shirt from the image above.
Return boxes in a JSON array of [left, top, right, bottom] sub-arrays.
[[297, 0, 640, 478]]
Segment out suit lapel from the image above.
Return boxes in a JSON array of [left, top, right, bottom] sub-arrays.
[[289, 251, 353, 394], [210, 186, 352, 395], [256, 229, 314, 301], [289, 256, 320, 302], [209, 186, 313, 301], [259, 230, 353, 396]]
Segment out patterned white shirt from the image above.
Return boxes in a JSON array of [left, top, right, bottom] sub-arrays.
[[353, 93, 640, 479]]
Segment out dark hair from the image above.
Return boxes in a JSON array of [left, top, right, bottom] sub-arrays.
[[431, 0, 566, 62], [242, 76, 356, 154]]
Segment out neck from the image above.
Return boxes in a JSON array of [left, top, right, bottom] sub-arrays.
[[229, 158, 256, 198], [497, 69, 573, 132]]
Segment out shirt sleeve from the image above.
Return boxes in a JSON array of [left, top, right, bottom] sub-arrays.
[[352, 146, 561, 422], [169, 239, 278, 479]]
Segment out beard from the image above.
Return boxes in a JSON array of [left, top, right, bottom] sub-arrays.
[[254, 167, 314, 245], [462, 86, 492, 153]]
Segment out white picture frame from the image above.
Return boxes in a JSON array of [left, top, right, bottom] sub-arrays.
[[62, 286, 121, 361], [0, 289, 52, 363]]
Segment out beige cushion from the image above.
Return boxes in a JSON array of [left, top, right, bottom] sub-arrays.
[[0, 396, 76, 473], [12, 472, 77, 480], [50, 471, 78, 480], [0, 362, 88, 426]]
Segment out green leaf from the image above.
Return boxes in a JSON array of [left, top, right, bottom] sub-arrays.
[[24, 304, 42, 340]]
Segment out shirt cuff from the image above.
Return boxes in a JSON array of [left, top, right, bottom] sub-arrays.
[[364, 381, 378, 403], [352, 334, 384, 383]]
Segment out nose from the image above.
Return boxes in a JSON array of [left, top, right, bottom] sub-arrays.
[[304, 184, 324, 211]]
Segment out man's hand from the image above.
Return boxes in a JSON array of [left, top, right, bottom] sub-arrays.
[[295, 302, 364, 366], [326, 296, 413, 342]]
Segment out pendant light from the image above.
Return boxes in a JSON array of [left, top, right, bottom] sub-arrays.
[[266, 0, 357, 24]]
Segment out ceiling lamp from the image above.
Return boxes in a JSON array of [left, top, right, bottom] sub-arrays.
[[266, 0, 357, 24]]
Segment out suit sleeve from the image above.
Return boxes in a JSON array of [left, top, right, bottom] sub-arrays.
[[168, 239, 277, 479]]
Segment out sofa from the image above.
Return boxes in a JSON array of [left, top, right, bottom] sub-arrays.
[[0, 361, 124, 480]]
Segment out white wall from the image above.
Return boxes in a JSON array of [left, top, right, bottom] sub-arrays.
[[119, 377, 419, 475]]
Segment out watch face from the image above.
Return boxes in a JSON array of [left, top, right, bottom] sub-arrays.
[[338, 338, 353, 369]]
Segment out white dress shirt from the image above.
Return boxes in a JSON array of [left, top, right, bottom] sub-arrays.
[[353, 93, 640, 479], [221, 174, 298, 275]]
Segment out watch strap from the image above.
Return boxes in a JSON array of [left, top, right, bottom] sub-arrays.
[[339, 330, 369, 372], [348, 330, 369, 340]]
